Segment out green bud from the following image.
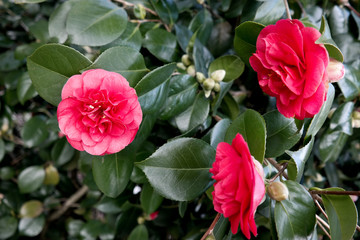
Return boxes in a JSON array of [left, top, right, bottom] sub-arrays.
[[177, 62, 187, 70], [187, 65, 196, 77], [203, 78, 215, 91], [133, 4, 146, 20], [19, 200, 43, 218], [210, 69, 226, 82], [213, 83, 221, 92], [267, 182, 289, 201], [196, 72, 206, 83], [43, 164, 60, 185], [181, 54, 191, 66]]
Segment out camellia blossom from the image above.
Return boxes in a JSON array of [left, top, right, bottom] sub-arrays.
[[249, 19, 329, 120], [210, 134, 265, 239], [57, 69, 142, 155]]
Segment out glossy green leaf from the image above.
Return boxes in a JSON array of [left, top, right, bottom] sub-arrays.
[[234, 21, 265, 66], [0, 50, 22, 72], [210, 118, 232, 149], [319, 130, 348, 163], [18, 215, 45, 237], [29, 19, 49, 43], [18, 166, 45, 193], [329, 101, 354, 135], [84, 46, 148, 87], [96, 195, 128, 214], [242, 0, 285, 25], [274, 181, 316, 240], [174, 93, 210, 133], [79, 220, 103, 240], [221, 93, 240, 120], [144, 28, 180, 62], [149, 0, 178, 25], [27, 44, 92, 106], [225, 109, 266, 163], [131, 113, 158, 149], [66, 219, 84, 238], [102, 22, 143, 51], [17, 72, 37, 105], [140, 182, 163, 214], [0, 216, 18, 239], [21, 116, 49, 148], [93, 151, 134, 198], [207, 21, 233, 57], [287, 137, 315, 182], [193, 39, 214, 76], [160, 74, 198, 120], [19, 200, 43, 218], [321, 187, 357, 240], [136, 138, 215, 201], [338, 65, 360, 101], [208, 55, 244, 82], [48, 0, 74, 43], [189, 9, 213, 45], [305, 84, 335, 139], [211, 81, 234, 115], [51, 137, 75, 166], [66, 0, 127, 46], [264, 110, 303, 158], [128, 224, 148, 240], [15, 42, 42, 61], [175, 24, 193, 52]]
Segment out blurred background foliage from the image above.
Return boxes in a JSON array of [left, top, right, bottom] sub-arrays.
[[0, 0, 360, 239]]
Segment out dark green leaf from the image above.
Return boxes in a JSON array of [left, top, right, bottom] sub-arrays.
[[242, 0, 285, 25], [21, 116, 49, 148], [264, 110, 303, 158], [193, 40, 214, 76], [149, 0, 178, 25], [48, 1, 74, 43], [274, 181, 316, 239], [66, 0, 128, 46], [51, 137, 75, 166], [211, 81, 233, 116], [234, 21, 264, 66], [0, 216, 18, 239], [93, 151, 134, 198], [338, 65, 360, 101], [319, 130, 348, 163], [136, 138, 215, 201], [84, 46, 148, 87], [207, 21, 233, 57], [305, 84, 335, 139], [18, 166, 45, 193], [175, 24, 193, 52], [0, 50, 22, 72], [140, 182, 163, 214], [174, 93, 210, 133], [131, 113, 158, 149], [321, 188, 357, 240], [287, 137, 315, 182], [29, 19, 49, 42], [18, 215, 45, 237], [144, 28, 180, 62], [96, 195, 128, 214], [15, 43, 43, 61], [189, 9, 213, 44], [179, 201, 187, 218], [66, 219, 84, 237], [329, 101, 354, 135], [17, 72, 38, 105], [208, 55, 244, 82], [14, 0, 45, 3], [210, 118, 232, 149], [0, 138, 5, 163], [79, 220, 103, 240], [128, 224, 148, 240], [102, 22, 143, 51], [27, 44, 92, 106], [160, 74, 198, 120], [225, 109, 266, 163]]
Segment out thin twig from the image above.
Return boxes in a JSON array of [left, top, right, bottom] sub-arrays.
[[265, 158, 289, 179], [343, 2, 360, 18], [48, 185, 89, 221], [295, 0, 307, 17], [270, 162, 288, 182], [113, 0, 158, 16], [316, 215, 330, 230], [200, 213, 221, 240], [316, 215, 332, 239], [213, 115, 222, 122], [314, 199, 329, 220], [283, 0, 292, 19], [310, 190, 360, 196]]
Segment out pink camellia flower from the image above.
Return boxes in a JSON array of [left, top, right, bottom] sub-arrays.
[[210, 134, 265, 239], [249, 19, 329, 120], [57, 69, 142, 155], [327, 58, 345, 83]]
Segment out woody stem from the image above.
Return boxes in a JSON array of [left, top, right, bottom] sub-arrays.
[[283, 0, 292, 19], [266, 158, 289, 179], [200, 213, 221, 240], [310, 190, 360, 196]]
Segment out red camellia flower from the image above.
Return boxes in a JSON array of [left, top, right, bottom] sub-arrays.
[[210, 134, 265, 239], [249, 19, 329, 120], [57, 69, 142, 155]]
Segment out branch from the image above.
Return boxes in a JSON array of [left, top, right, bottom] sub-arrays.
[[316, 215, 332, 239], [270, 162, 288, 182], [48, 185, 89, 222], [265, 158, 289, 179], [200, 213, 221, 240], [283, 0, 292, 19], [310, 190, 360, 196]]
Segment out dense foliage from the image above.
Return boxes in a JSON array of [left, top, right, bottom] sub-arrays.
[[0, 0, 360, 239]]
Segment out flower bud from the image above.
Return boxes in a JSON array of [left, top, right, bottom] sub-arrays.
[[43, 164, 60, 185], [203, 78, 215, 91], [327, 58, 345, 83], [197, 0, 205, 4], [196, 72, 206, 83], [137, 216, 145, 225], [352, 110, 360, 128], [181, 54, 191, 66], [133, 4, 146, 20], [267, 182, 289, 201], [187, 65, 196, 77], [213, 83, 221, 92], [204, 90, 212, 98], [176, 62, 186, 70], [210, 69, 226, 82]]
